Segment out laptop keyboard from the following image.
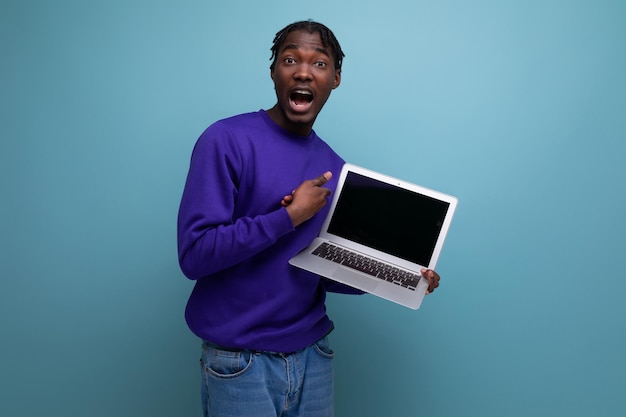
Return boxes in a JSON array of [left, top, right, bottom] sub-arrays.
[[311, 242, 422, 290]]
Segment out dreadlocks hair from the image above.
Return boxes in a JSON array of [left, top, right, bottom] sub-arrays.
[[269, 20, 345, 72]]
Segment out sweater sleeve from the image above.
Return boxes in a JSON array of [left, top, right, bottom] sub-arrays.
[[321, 279, 366, 295], [177, 127, 295, 280]]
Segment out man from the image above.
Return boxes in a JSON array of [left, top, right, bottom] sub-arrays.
[[178, 20, 441, 417]]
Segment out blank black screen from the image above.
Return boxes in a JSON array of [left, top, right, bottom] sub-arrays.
[[327, 172, 450, 266]]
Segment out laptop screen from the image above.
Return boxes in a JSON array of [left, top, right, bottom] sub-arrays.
[[327, 171, 450, 266]]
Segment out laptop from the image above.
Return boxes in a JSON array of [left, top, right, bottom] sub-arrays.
[[289, 163, 458, 309]]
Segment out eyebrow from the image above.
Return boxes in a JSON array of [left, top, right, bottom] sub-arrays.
[[282, 43, 331, 57]]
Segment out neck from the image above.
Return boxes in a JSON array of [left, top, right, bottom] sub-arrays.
[[266, 104, 314, 137]]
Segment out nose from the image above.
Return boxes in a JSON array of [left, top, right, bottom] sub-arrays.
[[293, 63, 313, 81]]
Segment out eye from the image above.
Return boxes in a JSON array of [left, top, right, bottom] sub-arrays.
[[315, 61, 327, 68], [284, 57, 296, 64]]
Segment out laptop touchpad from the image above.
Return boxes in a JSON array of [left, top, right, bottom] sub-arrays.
[[332, 268, 378, 292]]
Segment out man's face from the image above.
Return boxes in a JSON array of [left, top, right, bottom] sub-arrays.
[[268, 30, 341, 136]]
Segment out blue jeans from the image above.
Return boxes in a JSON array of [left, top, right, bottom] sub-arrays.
[[199, 336, 335, 417]]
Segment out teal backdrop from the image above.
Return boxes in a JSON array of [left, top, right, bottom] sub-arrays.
[[2, 0, 625, 416]]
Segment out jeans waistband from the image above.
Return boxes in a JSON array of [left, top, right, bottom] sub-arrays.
[[204, 325, 334, 356]]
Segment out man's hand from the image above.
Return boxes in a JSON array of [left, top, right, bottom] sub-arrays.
[[283, 172, 332, 227], [421, 268, 441, 294]]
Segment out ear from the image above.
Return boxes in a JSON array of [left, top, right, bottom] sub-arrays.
[[333, 70, 341, 89]]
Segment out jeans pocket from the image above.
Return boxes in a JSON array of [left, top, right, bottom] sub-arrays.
[[313, 336, 335, 359], [202, 344, 254, 379]]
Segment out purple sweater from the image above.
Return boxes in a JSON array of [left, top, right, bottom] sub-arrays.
[[178, 110, 357, 353]]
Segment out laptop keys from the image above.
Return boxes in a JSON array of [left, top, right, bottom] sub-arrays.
[[311, 242, 421, 290]]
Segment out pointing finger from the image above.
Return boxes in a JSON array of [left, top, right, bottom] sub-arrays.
[[312, 171, 332, 186]]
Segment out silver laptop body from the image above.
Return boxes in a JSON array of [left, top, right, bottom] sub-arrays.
[[289, 163, 458, 309]]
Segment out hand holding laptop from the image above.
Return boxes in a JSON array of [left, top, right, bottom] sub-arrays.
[[422, 268, 440, 295]]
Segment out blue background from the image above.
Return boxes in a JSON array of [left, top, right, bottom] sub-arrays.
[[2, 0, 625, 416]]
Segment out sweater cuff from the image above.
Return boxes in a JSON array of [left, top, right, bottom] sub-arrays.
[[263, 207, 296, 240]]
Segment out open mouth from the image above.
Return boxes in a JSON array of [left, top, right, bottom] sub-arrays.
[[290, 90, 313, 110]]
